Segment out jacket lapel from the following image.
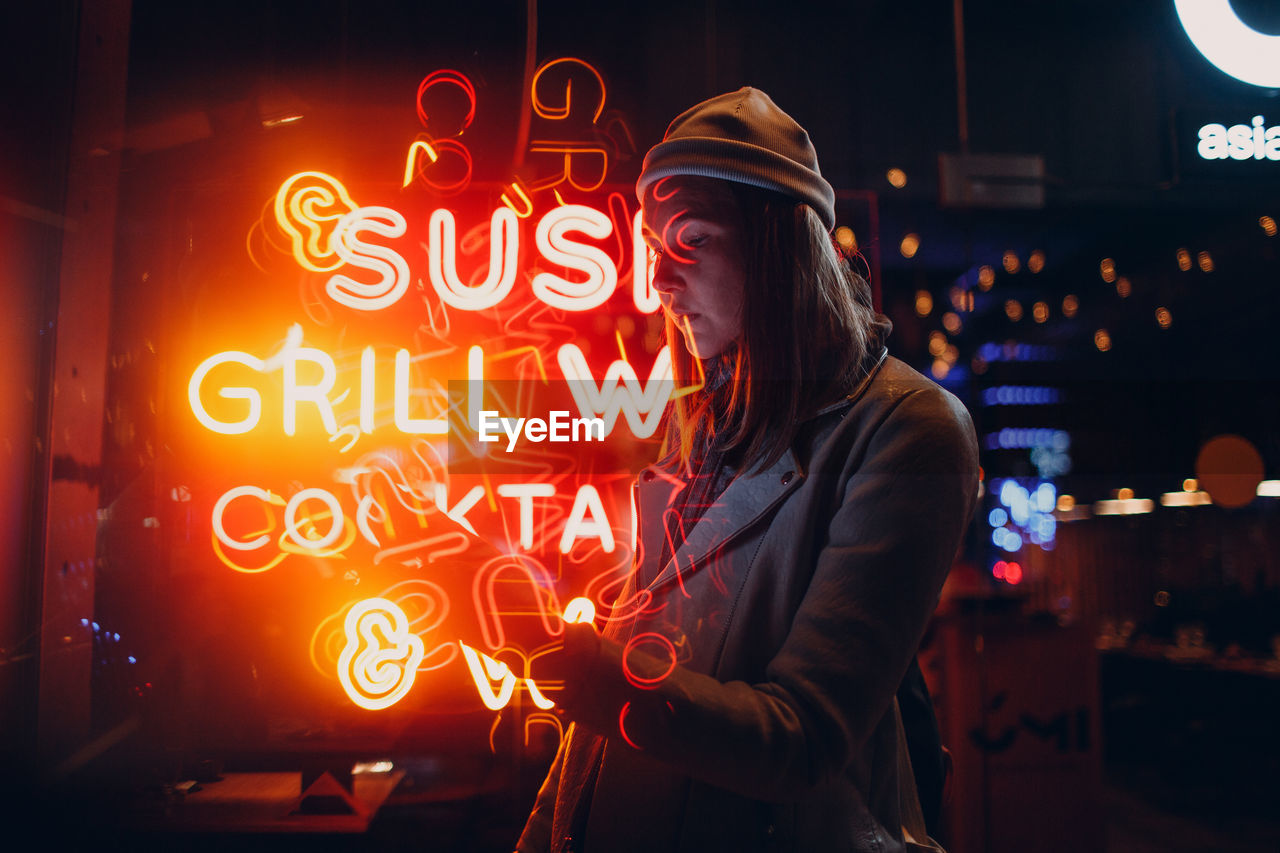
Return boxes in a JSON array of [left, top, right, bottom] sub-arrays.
[[634, 346, 889, 597], [632, 464, 683, 590], [644, 448, 803, 594]]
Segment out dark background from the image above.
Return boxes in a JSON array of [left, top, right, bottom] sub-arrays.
[[3, 1, 1279, 850]]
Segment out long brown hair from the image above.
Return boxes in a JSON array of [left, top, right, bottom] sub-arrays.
[[665, 183, 879, 474]]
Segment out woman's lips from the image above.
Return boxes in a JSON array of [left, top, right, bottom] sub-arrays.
[[665, 306, 699, 327]]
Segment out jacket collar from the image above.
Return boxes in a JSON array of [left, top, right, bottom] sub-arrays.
[[635, 346, 889, 594]]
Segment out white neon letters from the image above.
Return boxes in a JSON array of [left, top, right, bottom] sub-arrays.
[[188, 351, 266, 435], [192, 337, 669, 440], [557, 344, 674, 439], [284, 488, 345, 550], [394, 349, 447, 434], [283, 346, 339, 436], [326, 206, 412, 311], [496, 483, 557, 550], [302, 202, 659, 314], [560, 484, 615, 554], [1197, 116, 1280, 161], [632, 210, 660, 313], [428, 208, 520, 309], [212, 482, 620, 558], [531, 205, 619, 311], [190, 333, 482, 437], [458, 643, 517, 710], [212, 486, 275, 551]]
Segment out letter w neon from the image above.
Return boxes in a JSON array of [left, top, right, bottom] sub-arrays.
[[556, 344, 672, 439]]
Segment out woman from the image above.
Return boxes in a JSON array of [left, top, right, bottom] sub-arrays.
[[519, 87, 978, 853]]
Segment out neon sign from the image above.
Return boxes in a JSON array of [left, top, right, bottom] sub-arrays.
[[1174, 1, 1280, 164], [210, 481, 622, 566], [192, 59, 662, 728], [189, 334, 673, 440], [1196, 115, 1280, 161], [1175, 0, 1280, 89], [274, 171, 358, 272], [274, 188, 657, 314], [337, 598, 426, 710]]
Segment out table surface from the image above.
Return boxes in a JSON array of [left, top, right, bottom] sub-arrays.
[[146, 770, 406, 833]]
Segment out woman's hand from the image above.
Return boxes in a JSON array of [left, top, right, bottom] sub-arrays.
[[531, 619, 602, 714]]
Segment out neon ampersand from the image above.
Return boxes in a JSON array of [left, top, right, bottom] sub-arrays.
[[337, 598, 426, 710]]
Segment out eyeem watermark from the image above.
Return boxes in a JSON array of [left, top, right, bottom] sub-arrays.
[[478, 410, 605, 452]]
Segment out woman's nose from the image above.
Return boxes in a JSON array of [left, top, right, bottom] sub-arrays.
[[651, 253, 682, 293]]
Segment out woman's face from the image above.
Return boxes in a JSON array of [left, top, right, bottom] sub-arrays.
[[641, 176, 746, 359]]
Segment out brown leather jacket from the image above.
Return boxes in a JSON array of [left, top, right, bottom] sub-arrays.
[[518, 352, 979, 853]]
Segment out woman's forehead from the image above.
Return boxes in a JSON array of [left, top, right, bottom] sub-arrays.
[[642, 175, 738, 223]]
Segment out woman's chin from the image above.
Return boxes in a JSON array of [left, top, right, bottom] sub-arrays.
[[683, 338, 713, 359], [682, 334, 733, 360]]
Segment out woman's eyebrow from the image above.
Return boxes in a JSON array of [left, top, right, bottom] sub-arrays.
[[673, 215, 722, 232]]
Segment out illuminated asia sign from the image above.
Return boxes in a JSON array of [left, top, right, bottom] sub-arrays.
[[1196, 115, 1280, 161], [1175, 0, 1280, 89], [1173, 1, 1280, 163], [186, 58, 682, 726]]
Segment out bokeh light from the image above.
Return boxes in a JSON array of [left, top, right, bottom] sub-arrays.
[[834, 225, 857, 252], [1195, 434, 1264, 508], [978, 265, 995, 290], [900, 233, 920, 258]]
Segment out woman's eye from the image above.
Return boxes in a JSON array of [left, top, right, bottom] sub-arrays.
[[684, 234, 708, 247]]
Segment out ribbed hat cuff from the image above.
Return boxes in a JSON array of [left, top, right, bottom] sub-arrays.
[[637, 137, 836, 230]]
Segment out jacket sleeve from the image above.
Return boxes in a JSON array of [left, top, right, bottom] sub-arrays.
[[556, 387, 979, 802], [515, 729, 566, 853]]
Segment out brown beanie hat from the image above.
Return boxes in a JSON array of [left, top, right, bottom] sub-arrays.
[[636, 87, 836, 230]]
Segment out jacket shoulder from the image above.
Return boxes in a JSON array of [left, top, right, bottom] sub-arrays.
[[806, 355, 977, 476], [827, 354, 971, 430], [869, 356, 972, 425]]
